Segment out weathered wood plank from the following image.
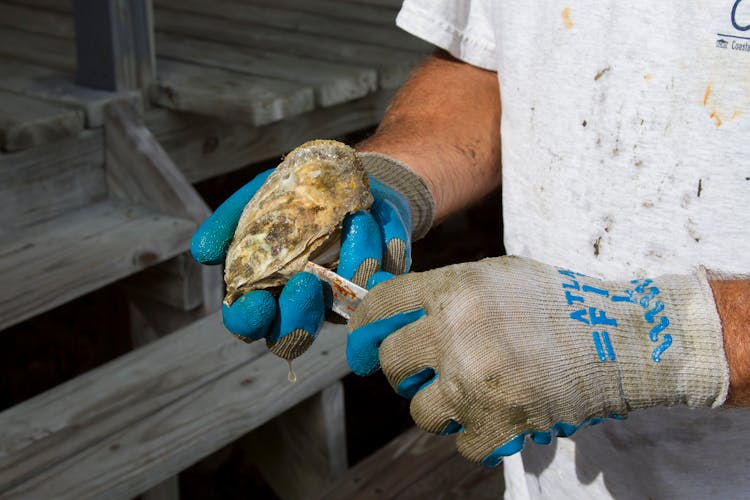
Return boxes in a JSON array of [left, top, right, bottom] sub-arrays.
[[105, 100, 223, 312], [335, 0, 404, 7], [1, 0, 70, 12], [229, 0, 398, 25], [0, 56, 141, 127], [0, 1, 73, 37], [105, 101, 209, 223], [152, 59, 316, 125], [155, 33, 377, 107], [123, 254, 204, 311], [316, 426, 505, 499], [0, 200, 196, 331], [0, 27, 75, 71], [248, 381, 348, 499], [149, 88, 395, 183], [154, 7, 423, 90], [0, 314, 349, 499], [0, 7, 378, 109], [0, 129, 104, 230], [0, 88, 84, 151], [154, 0, 427, 52], [72, 0, 156, 90]]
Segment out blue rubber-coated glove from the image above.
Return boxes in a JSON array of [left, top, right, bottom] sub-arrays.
[[191, 169, 325, 359], [347, 256, 728, 466], [191, 169, 413, 359], [337, 176, 412, 288]]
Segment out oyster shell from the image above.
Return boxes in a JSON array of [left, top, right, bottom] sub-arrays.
[[223, 140, 372, 305]]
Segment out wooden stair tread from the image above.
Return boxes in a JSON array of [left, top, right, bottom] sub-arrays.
[[317, 426, 505, 499], [0, 199, 196, 331], [0, 87, 83, 152], [0, 314, 349, 499]]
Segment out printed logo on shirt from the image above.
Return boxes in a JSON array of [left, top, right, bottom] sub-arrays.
[[716, 0, 750, 51]]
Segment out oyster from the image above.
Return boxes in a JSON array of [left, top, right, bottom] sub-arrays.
[[223, 140, 373, 305]]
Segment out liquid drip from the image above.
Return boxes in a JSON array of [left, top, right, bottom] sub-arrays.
[[287, 360, 297, 383]]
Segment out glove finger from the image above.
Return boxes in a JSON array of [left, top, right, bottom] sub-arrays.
[[349, 272, 428, 328], [456, 425, 528, 467], [346, 309, 425, 376], [267, 272, 325, 360], [191, 169, 274, 265], [369, 176, 412, 235], [367, 271, 395, 290], [408, 376, 461, 435], [379, 318, 439, 395], [338, 210, 383, 288], [222, 290, 277, 342], [371, 198, 411, 275]]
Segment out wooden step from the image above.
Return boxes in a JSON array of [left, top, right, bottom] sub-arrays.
[[0, 199, 196, 331], [0, 4, 386, 113], [0, 88, 84, 152], [0, 130, 105, 230], [152, 59, 316, 125], [154, 0, 428, 52], [0, 56, 141, 128], [316, 426, 505, 499], [0, 313, 350, 499], [153, 6, 423, 90]]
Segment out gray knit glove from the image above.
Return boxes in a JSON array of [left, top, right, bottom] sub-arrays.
[[347, 256, 730, 465]]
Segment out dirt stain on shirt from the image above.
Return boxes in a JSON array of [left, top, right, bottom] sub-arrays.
[[562, 7, 574, 29]]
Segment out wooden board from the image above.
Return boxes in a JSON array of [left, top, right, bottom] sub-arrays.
[[0, 130, 104, 230], [72, 0, 156, 90], [0, 313, 350, 499], [152, 59, 316, 125], [154, 7, 423, 90], [0, 27, 76, 71], [335, 0, 404, 7], [0, 5, 381, 109], [247, 381, 349, 499], [104, 100, 223, 313], [0, 88, 84, 151], [155, 33, 377, 107], [224, 0, 400, 26], [0, 1, 74, 37], [148, 88, 395, 183], [154, 0, 427, 52], [316, 426, 505, 499], [0, 200, 196, 331], [0, 56, 141, 127]]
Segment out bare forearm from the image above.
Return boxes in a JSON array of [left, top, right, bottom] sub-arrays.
[[711, 280, 750, 407], [357, 51, 502, 222]]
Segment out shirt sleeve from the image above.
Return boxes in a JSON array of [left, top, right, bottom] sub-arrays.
[[396, 0, 497, 70]]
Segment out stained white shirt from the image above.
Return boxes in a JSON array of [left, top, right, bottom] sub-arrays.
[[397, 1, 750, 498]]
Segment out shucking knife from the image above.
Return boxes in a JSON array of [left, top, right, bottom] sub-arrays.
[[304, 261, 367, 320]]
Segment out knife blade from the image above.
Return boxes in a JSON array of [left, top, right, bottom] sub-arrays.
[[303, 261, 367, 320]]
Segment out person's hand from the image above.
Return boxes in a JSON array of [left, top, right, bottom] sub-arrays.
[[347, 256, 729, 465], [191, 149, 433, 360]]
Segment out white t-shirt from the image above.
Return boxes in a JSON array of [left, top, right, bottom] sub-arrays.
[[397, 1, 750, 498]]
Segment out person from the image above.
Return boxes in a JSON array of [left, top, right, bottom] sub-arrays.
[[192, 1, 750, 498]]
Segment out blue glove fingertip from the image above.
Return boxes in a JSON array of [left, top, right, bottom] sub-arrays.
[[481, 434, 527, 467], [275, 272, 326, 340], [346, 309, 426, 376], [222, 290, 277, 341], [338, 210, 383, 282], [369, 176, 412, 232], [396, 368, 436, 399], [367, 271, 395, 290], [191, 169, 274, 265]]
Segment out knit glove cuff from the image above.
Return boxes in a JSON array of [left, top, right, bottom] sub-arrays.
[[615, 268, 729, 409], [359, 152, 434, 240]]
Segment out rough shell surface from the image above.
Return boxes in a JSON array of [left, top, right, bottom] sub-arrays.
[[223, 140, 373, 305]]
